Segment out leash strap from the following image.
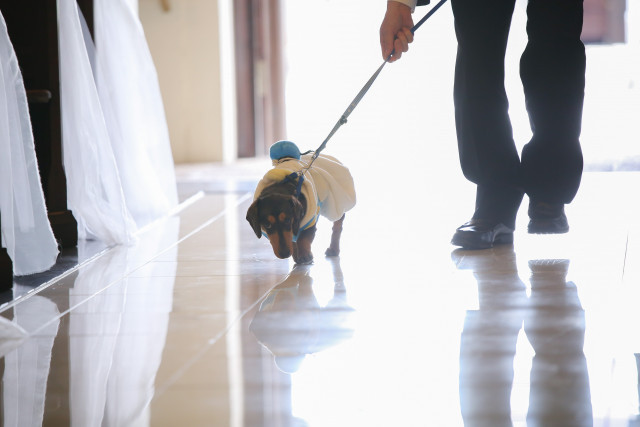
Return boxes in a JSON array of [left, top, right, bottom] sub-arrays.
[[279, 171, 316, 242], [301, 0, 448, 174], [282, 171, 305, 199], [410, 0, 449, 35]]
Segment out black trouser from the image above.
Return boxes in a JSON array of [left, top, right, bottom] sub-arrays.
[[451, 0, 586, 228]]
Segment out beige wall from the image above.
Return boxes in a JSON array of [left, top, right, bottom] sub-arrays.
[[138, 0, 226, 163]]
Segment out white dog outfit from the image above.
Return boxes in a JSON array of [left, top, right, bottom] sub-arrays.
[[253, 152, 356, 241]]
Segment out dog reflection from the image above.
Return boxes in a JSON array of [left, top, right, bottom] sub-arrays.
[[454, 249, 593, 426], [249, 258, 354, 373]]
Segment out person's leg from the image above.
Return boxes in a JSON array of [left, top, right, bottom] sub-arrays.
[[520, 0, 585, 232], [451, 0, 523, 248]]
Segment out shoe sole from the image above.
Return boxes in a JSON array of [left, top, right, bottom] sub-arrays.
[[451, 231, 514, 250], [527, 220, 569, 234], [527, 227, 569, 234]]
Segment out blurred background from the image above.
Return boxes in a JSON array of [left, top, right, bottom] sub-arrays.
[[137, 0, 639, 172]]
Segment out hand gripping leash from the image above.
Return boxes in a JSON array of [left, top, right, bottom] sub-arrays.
[[299, 0, 449, 175]]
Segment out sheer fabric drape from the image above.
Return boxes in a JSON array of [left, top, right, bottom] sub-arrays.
[[93, 0, 178, 228], [1, 0, 176, 274], [57, 0, 137, 245], [57, 0, 177, 245], [0, 12, 59, 276]]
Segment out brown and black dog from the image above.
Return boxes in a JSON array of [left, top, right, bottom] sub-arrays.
[[246, 177, 344, 265]]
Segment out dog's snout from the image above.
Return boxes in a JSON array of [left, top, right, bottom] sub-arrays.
[[276, 247, 291, 259], [267, 230, 294, 259]]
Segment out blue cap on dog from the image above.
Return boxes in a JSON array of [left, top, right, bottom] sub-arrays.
[[270, 140, 301, 160]]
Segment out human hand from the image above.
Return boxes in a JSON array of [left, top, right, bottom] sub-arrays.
[[379, 1, 414, 62]]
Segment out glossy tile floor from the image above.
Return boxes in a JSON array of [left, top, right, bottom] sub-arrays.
[[1, 164, 640, 426]]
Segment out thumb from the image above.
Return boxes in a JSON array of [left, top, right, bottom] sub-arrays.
[[380, 29, 395, 60]]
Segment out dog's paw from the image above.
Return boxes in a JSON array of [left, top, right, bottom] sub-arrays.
[[324, 247, 340, 257], [293, 252, 314, 265]]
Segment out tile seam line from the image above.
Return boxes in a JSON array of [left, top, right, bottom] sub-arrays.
[[0, 192, 206, 314], [621, 232, 629, 282], [152, 283, 284, 397], [23, 192, 254, 337]]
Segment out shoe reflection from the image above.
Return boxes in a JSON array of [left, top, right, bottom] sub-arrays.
[[453, 248, 593, 426], [249, 258, 355, 374]]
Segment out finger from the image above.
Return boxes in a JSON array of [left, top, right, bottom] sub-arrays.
[[382, 39, 394, 61], [395, 32, 409, 54], [402, 27, 414, 45], [389, 48, 402, 62], [380, 24, 395, 60]]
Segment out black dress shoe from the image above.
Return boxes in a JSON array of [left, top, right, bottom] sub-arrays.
[[451, 219, 514, 250], [528, 201, 569, 234]]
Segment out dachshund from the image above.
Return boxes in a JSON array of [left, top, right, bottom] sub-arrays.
[[246, 141, 355, 264]]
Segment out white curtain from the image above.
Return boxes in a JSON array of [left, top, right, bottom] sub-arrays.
[[93, 0, 178, 228], [57, 0, 137, 245], [57, 0, 177, 245], [0, 12, 59, 276]]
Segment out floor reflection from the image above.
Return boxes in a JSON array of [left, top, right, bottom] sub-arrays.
[[2, 174, 640, 425], [250, 258, 355, 374], [454, 247, 592, 426], [0, 217, 179, 426], [0, 310, 27, 358], [3, 294, 59, 427], [632, 353, 640, 427]]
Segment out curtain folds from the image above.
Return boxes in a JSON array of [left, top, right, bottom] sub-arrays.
[[94, 0, 178, 228], [57, 0, 138, 245], [1, 0, 177, 275], [0, 12, 59, 276], [57, 0, 177, 245]]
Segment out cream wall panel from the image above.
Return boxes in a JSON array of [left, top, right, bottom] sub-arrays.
[[139, 0, 224, 163]]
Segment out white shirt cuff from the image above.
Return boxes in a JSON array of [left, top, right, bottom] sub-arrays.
[[388, 0, 417, 13]]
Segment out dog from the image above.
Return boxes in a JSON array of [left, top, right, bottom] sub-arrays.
[[246, 141, 356, 264]]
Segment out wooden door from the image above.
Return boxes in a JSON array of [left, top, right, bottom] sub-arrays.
[[234, 0, 286, 158]]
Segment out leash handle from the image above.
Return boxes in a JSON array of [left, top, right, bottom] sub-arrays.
[[304, 0, 448, 172], [387, 0, 449, 60]]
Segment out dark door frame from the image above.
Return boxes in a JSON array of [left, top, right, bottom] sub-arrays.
[[234, 0, 286, 158]]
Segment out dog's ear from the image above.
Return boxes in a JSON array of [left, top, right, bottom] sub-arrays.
[[290, 196, 304, 236], [246, 198, 263, 238]]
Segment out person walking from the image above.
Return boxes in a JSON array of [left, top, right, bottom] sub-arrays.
[[380, 0, 586, 249]]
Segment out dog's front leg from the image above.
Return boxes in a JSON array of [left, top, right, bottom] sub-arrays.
[[293, 225, 316, 264], [325, 214, 345, 257]]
